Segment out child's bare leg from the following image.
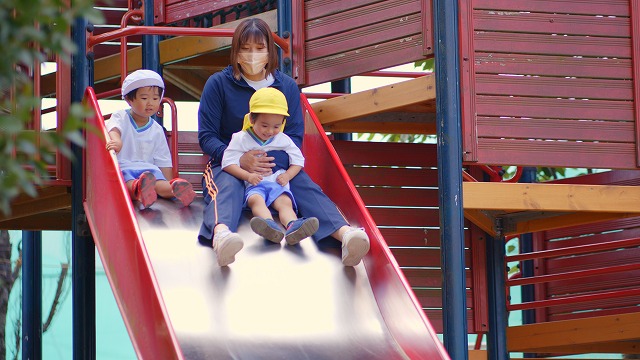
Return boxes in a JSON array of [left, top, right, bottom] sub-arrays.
[[246, 194, 271, 219], [247, 194, 284, 243], [155, 179, 173, 198], [271, 195, 297, 227], [274, 195, 319, 245]]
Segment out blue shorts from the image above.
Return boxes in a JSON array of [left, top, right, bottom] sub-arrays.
[[245, 181, 297, 211], [121, 168, 166, 182]]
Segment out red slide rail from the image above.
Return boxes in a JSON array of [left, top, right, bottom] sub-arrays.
[[82, 87, 183, 359], [300, 93, 450, 359]]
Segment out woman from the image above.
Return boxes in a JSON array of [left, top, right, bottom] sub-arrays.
[[198, 17, 369, 267]]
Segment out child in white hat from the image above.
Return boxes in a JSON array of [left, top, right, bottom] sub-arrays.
[[217, 87, 318, 263], [106, 69, 196, 209]]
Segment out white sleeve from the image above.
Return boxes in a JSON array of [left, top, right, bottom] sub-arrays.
[[221, 132, 246, 169], [105, 110, 126, 133], [284, 135, 305, 167], [152, 124, 173, 168]]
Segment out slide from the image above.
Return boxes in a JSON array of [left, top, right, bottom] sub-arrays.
[[82, 87, 449, 359]]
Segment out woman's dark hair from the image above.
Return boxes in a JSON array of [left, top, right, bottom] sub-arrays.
[[230, 18, 279, 80]]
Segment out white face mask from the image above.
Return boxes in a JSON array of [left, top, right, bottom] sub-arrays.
[[238, 52, 269, 76]]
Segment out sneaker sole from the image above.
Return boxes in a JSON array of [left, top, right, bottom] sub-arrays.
[[285, 217, 319, 246], [172, 180, 196, 207], [250, 217, 284, 243], [342, 236, 370, 266], [139, 172, 157, 208], [216, 235, 244, 267]]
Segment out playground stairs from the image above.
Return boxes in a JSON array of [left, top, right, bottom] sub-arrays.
[[5, 0, 640, 358]]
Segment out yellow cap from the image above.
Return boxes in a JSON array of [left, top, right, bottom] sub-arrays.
[[248, 87, 289, 117]]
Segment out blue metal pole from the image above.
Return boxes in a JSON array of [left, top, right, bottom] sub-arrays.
[[486, 235, 509, 360], [142, 0, 161, 125], [22, 231, 42, 360], [277, 0, 292, 76], [432, 0, 468, 358], [72, 15, 96, 360], [331, 79, 352, 141], [520, 167, 537, 359]]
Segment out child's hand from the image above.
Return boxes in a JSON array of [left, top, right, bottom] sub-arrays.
[[276, 173, 290, 186], [106, 139, 122, 153], [246, 173, 263, 186]]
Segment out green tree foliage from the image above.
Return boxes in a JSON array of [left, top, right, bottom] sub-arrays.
[[0, 0, 103, 215]]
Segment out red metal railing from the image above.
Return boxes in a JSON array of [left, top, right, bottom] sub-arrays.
[[83, 86, 183, 359], [300, 93, 450, 359]]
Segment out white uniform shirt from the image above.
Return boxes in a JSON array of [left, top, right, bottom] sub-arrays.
[[222, 129, 305, 188], [105, 109, 172, 172]]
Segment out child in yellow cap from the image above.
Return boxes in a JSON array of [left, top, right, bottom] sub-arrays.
[[221, 87, 319, 250]]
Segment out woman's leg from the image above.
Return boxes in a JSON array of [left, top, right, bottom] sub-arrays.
[[289, 171, 348, 241], [198, 163, 245, 243]]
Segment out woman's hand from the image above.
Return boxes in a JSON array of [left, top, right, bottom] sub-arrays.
[[240, 150, 275, 176]]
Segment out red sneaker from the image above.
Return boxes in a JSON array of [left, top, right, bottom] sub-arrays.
[[132, 171, 157, 209], [170, 178, 196, 207]]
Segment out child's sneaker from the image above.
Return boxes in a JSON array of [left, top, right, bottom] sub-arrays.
[[284, 217, 319, 246], [132, 171, 157, 209], [212, 230, 243, 266], [341, 227, 370, 266], [170, 178, 196, 207], [250, 217, 285, 243]]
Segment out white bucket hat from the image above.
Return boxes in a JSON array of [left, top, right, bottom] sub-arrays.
[[121, 69, 165, 99]]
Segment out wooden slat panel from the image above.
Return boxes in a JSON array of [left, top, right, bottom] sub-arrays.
[[162, 0, 251, 24], [544, 216, 640, 240], [306, 12, 421, 61], [473, 0, 630, 17], [379, 227, 434, 247], [546, 295, 640, 316], [345, 167, 439, 187], [305, 0, 420, 41], [378, 226, 471, 248], [548, 170, 640, 186], [177, 174, 203, 191], [546, 248, 640, 273], [413, 289, 474, 308], [367, 207, 440, 227], [302, 0, 429, 86], [332, 141, 437, 167], [305, 36, 426, 86], [402, 268, 473, 288], [473, 32, 631, 58], [474, 53, 633, 79], [549, 306, 640, 322], [476, 138, 637, 169], [477, 117, 635, 143], [423, 310, 475, 334], [546, 270, 640, 296], [358, 187, 439, 207], [177, 154, 208, 173], [473, 11, 630, 37], [304, 0, 386, 20], [545, 227, 640, 249], [391, 248, 472, 267], [475, 74, 633, 101], [475, 96, 634, 121]]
